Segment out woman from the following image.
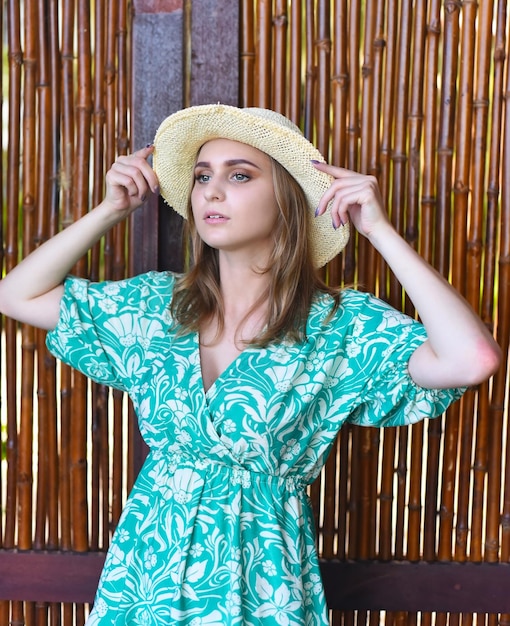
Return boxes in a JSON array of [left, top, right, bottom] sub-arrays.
[[0, 104, 500, 625]]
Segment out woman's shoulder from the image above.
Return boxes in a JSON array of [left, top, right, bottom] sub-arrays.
[[310, 287, 419, 333], [61, 271, 182, 319], [311, 287, 373, 317], [66, 270, 179, 294], [115, 270, 178, 290]]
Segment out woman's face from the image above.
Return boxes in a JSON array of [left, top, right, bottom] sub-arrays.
[[190, 138, 280, 264]]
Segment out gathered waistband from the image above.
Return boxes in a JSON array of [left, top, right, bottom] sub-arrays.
[[149, 448, 307, 492]]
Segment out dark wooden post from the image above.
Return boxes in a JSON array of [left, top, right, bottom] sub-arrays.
[[130, 0, 185, 278], [188, 0, 240, 106], [129, 0, 240, 476]]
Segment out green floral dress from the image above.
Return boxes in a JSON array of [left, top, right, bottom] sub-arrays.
[[46, 271, 464, 625]]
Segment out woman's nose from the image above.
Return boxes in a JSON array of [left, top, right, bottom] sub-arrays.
[[204, 181, 225, 201]]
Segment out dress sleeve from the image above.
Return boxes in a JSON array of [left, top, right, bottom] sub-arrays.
[[341, 292, 466, 428], [45, 271, 174, 392]]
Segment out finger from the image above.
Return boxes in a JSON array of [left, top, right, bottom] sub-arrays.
[[106, 169, 145, 200], [311, 160, 354, 177], [316, 175, 375, 218], [110, 156, 158, 198], [115, 148, 160, 194]]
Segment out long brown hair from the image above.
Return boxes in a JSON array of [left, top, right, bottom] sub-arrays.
[[169, 157, 341, 347]]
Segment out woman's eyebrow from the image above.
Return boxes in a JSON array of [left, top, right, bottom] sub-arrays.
[[194, 158, 262, 170]]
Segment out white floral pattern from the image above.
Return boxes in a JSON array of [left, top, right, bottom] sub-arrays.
[[46, 271, 464, 625]]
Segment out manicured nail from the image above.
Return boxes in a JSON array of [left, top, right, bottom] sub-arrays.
[[146, 143, 153, 148], [311, 159, 320, 164], [153, 185, 160, 194], [141, 194, 146, 202], [332, 218, 337, 230], [315, 207, 320, 217]]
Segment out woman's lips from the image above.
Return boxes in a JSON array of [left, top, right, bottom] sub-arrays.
[[204, 212, 229, 222]]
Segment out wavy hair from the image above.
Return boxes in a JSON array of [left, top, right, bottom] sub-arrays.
[[169, 157, 341, 347]]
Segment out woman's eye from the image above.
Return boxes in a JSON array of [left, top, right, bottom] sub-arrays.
[[232, 172, 250, 182], [195, 173, 210, 183]]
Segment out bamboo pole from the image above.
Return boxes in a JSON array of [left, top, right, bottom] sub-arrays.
[[403, 0, 427, 318], [57, 0, 74, 530], [322, 437, 339, 558], [89, 0, 107, 554], [389, 1, 412, 306], [356, 0, 376, 295], [485, 0, 509, 564], [45, 0, 62, 554], [451, 0, 478, 564], [71, 0, 93, 553], [435, 1, 461, 564], [288, 0, 301, 125], [256, 0, 272, 109], [336, 427, 351, 560], [273, 0, 287, 115], [435, 1, 460, 276], [303, 0, 315, 141], [348, 426, 361, 557], [328, 0, 349, 288], [493, 100, 509, 626], [315, 0, 331, 159], [421, 0, 441, 267], [407, 422, 425, 561], [112, 0, 130, 533], [393, 427, 409, 559], [378, 428, 397, 560], [34, 0, 55, 552], [468, 0, 496, 566], [241, 0, 255, 107], [4, 0, 23, 552]]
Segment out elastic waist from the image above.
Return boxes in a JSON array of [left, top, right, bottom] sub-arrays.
[[150, 448, 306, 492]]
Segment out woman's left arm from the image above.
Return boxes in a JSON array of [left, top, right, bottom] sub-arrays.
[[313, 162, 502, 389]]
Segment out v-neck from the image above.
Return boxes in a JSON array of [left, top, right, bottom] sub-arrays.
[[194, 332, 254, 398]]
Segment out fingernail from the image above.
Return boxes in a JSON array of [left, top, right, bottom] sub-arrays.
[[315, 207, 320, 217], [141, 194, 146, 202], [146, 143, 153, 148], [153, 185, 160, 194], [311, 159, 320, 165], [332, 218, 337, 230]]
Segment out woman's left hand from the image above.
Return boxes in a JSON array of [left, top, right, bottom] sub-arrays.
[[312, 161, 391, 240]]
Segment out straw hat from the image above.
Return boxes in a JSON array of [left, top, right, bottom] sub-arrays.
[[152, 103, 349, 268]]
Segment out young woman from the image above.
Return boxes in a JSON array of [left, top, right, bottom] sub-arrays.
[[0, 104, 500, 625]]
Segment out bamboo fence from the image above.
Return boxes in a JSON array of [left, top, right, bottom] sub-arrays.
[[0, 1, 509, 625]]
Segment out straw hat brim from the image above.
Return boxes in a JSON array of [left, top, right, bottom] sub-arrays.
[[152, 104, 349, 268]]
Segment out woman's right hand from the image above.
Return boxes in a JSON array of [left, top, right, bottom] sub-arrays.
[[104, 145, 160, 215]]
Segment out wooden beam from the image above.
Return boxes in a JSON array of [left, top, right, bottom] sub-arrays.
[[321, 559, 510, 613], [0, 551, 105, 603], [4, 552, 510, 613]]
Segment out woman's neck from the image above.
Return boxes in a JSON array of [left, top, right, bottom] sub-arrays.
[[217, 255, 271, 316]]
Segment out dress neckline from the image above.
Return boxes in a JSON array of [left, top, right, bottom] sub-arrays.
[[194, 332, 255, 397]]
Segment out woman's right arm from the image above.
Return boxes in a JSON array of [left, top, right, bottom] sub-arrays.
[[0, 145, 159, 330]]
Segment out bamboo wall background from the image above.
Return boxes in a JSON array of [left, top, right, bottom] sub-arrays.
[[0, 1, 508, 626]]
